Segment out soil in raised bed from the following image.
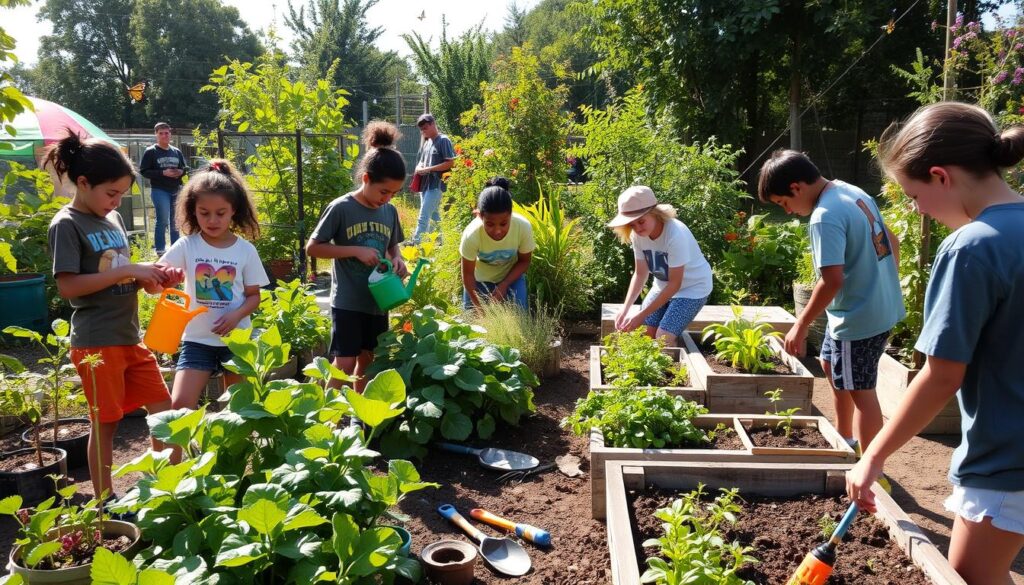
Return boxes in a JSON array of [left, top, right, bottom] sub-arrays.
[[17, 534, 134, 570], [692, 334, 794, 376], [708, 428, 746, 450], [0, 449, 62, 472], [631, 489, 932, 585], [745, 425, 833, 449]]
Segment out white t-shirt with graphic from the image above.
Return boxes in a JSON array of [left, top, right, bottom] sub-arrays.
[[632, 218, 713, 300], [160, 234, 270, 347]]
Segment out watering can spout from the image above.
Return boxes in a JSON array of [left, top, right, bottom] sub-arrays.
[[405, 258, 431, 294]]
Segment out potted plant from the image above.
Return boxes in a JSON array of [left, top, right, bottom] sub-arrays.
[[589, 329, 703, 402], [688, 305, 815, 413], [251, 278, 329, 369], [3, 485, 141, 584], [791, 249, 827, 350], [0, 163, 66, 335], [4, 321, 90, 469], [0, 357, 68, 505]]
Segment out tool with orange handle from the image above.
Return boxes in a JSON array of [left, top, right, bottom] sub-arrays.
[[470, 508, 551, 547], [785, 503, 859, 585]]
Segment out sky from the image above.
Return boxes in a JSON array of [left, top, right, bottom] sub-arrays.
[[4, 0, 540, 65]]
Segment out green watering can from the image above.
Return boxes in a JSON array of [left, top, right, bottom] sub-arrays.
[[368, 258, 430, 311]]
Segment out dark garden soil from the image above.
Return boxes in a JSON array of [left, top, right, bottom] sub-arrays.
[[745, 425, 832, 449], [0, 342, 48, 374], [33, 421, 91, 441], [691, 334, 793, 376], [632, 489, 932, 584], [708, 429, 746, 450], [0, 449, 62, 472], [397, 331, 611, 585]]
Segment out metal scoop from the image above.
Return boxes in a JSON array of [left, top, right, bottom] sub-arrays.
[[437, 504, 532, 576], [437, 442, 539, 472]]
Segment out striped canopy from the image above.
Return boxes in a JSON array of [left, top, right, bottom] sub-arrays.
[[0, 97, 120, 159]]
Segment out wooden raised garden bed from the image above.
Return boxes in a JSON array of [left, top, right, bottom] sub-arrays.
[[877, 353, 960, 435], [588, 345, 704, 402], [605, 460, 966, 585], [600, 303, 797, 338], [682, 332, 815, 413], [589, 414, 856, 519]]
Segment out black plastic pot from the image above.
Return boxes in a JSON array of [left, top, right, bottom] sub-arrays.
[[23, 418, 91, 469], [0, 447, 68, 505]]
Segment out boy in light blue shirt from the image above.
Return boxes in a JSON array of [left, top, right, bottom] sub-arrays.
[[758, 150, 904, 455]]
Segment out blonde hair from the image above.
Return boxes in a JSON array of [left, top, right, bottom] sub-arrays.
[[612, 203, 677, 243]]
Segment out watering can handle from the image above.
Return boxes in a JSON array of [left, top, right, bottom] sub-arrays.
[[376, 258, 394, 273], [158, 288, 190, 309], [438, 504, 486, 544]]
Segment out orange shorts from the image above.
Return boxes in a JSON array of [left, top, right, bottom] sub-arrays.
[[70, 344, 171, 423]]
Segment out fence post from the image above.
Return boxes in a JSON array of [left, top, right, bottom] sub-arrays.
[[296, 129, 306, 283], [216, 128, 224, 159]]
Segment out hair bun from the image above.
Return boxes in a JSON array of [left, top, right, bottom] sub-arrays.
[[485, 176, 510, 190], [363, 121, 399, 150], [992, 128, 1024, 168]]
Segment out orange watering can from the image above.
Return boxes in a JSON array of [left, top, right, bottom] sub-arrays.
[[143, 290, 208, 354]]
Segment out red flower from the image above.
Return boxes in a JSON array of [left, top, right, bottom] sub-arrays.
[[402, 321, 413, 333], [509, 98, 520, 110], [737, 211, 747, 219], [454, 145, 463, 155], [464, 158, 474, 168], [724, 232, 739, 241]]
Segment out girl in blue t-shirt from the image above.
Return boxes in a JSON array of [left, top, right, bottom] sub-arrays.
[[848, 102, 1024, 584]]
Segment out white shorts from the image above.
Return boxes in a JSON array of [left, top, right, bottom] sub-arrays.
[[944, 485, 1024, 536]]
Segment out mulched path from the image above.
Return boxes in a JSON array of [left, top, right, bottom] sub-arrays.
[[632, 489, 932, 585], [745, 425, 832, 449]]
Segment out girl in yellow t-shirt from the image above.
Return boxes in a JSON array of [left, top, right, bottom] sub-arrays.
[[459, 177, 535, 308]]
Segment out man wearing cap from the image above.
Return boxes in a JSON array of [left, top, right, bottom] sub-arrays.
[[411, 114, 455, 243], [140, 122, 187, 255]]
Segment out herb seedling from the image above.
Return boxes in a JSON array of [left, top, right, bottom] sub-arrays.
[[764, 388, 801, 438], [817, 512, 839, 540], [563, 387, 709, 449], [601, 329, 678, 388]]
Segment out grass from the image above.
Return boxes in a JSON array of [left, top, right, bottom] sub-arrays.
[[467, 302, 561, 375]]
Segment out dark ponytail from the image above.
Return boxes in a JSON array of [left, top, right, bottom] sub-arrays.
[[44, 130, 135, 187], [357, 121, 406, 183], [477, 177, 513, 215]]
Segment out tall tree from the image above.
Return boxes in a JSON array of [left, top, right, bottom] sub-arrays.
[[131, 0, 262, 126], [35, 0, 143, 127], [0, 0, 32, 136], [285, 0, 404, 120], [403, 19, 493, 134]]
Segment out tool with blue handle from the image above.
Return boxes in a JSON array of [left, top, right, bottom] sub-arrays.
[[436, 442, 539, 472], [785, 503, 859, 585], [470, 508, 551, 547], [437, 503, 532, 576]]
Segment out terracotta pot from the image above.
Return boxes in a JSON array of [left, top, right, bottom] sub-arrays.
[[9, 520, 141, 584], [421, 540, 477, 585], [0, 447, 68, 506]]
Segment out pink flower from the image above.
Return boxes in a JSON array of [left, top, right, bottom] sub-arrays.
[[483, 148, 495, 157], [993, 71, 1008, 85], [931, 20, 939, 31], [1013, 68, 1024, 85], [1006, 29, 1018, 38]]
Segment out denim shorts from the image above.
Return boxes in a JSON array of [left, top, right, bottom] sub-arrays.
[[820, 329, 890, 390], [945, 485, 1024, 535], [176, 341, 234, 373], [642, 295, 708, 337]]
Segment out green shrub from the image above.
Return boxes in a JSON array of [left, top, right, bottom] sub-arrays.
[[701, 306, 782, 373], [467, 302, 560, 375], [601, 329, 685, 388], [716, 213, 804, 306], [368, 306, 538, 458], [251, 278, 330, 354], [563, 387, 708, 449]]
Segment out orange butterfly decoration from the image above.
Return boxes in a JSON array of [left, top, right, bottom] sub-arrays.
[[127, 81, 148, 104]]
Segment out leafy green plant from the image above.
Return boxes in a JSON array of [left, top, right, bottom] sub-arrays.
[[602, 329, 686, 388], [563, 387, 708, 449], [467, 302, 560, 375], [0, 356, 44, 464], [108, 326, 436, 583], [717, 213, 804, 306], [701, 306, 783, 374], [513, 183, 592, 314], [641, 485, 757, 585], [252, 279, 330, 355], [394, 234, 455, 318], [764, 389, 801, 438], [90, 548, 174, 584], [368, 306, 538, 458], [817, 513, 838, 541], [3, 320, 81, 456]]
